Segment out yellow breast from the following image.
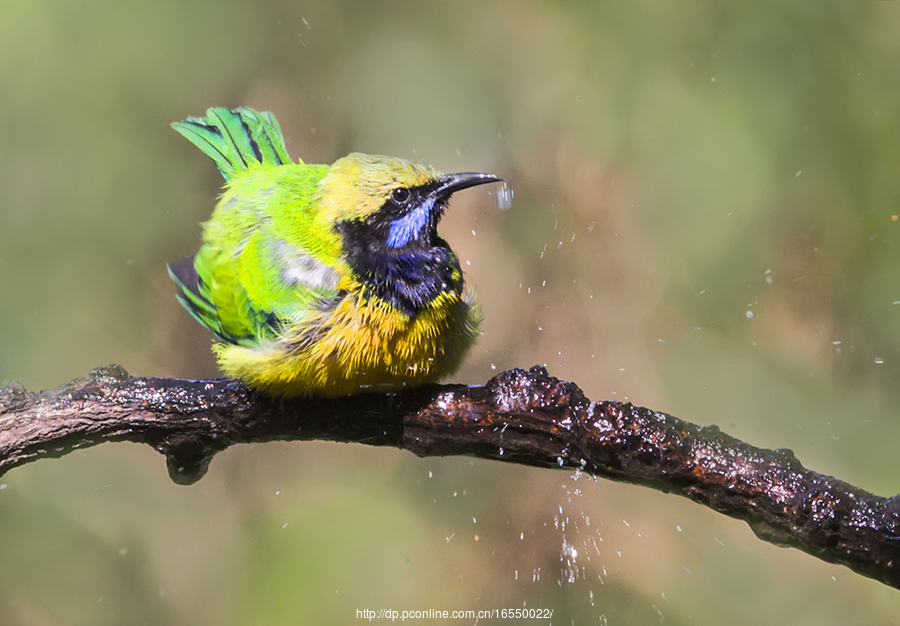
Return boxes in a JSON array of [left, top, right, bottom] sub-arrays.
[[213, 289, 480, 397]]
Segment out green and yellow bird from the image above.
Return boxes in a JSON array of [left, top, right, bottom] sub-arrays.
[[169, 106, 501, 397]]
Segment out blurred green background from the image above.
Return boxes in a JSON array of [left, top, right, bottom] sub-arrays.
[[2, 0, 900, 623]]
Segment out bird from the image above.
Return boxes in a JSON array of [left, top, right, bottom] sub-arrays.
[[168, 106, 502, 397]]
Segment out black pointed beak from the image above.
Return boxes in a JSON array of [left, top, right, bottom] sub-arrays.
[[434, 172, 503, 199]]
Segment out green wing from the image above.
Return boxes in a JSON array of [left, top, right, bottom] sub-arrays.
[[171, 106, 294, 180], [168, 254, 247, 343], [169, 242, 295, 346], [169, 222, 342, 346]]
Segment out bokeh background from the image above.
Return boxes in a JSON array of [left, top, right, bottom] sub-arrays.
[[2, 0, 900, 623]]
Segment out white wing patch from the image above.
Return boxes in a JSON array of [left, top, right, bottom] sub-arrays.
[[271, 238, 341, 292]]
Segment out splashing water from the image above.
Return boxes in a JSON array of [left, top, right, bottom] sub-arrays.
[[561, 538, 580, 583], [495, 182, 514, 210]]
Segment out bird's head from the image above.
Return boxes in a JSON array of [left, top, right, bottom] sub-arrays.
[[319, 153, 501, 254]]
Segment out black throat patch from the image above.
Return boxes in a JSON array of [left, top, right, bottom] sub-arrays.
[[337, 220, 464, 317]]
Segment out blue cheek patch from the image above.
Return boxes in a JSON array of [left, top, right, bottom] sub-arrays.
[[386, 198, 435, 248]]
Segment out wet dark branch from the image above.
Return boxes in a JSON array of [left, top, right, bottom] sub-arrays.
[[1, 364, 899, 589]]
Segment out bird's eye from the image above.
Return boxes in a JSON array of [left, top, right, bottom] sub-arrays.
[[391, 187, 410, 203]]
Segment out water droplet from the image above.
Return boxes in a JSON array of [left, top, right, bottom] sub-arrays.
[[561, 539, 579, 583], [495, 182, 514, 210]]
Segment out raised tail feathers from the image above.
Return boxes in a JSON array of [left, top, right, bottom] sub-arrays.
[[171, 107, 293, 180]]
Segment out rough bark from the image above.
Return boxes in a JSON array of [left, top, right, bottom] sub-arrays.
[[1, 364, 898, 589]]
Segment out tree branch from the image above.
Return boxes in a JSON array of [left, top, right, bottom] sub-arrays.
[[1, 364, 899, 589]]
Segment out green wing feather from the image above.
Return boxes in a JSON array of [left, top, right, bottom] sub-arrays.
[[168, 256, 230, 341], [169, 247, 279, 346], [171, 106, 294, 180]]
